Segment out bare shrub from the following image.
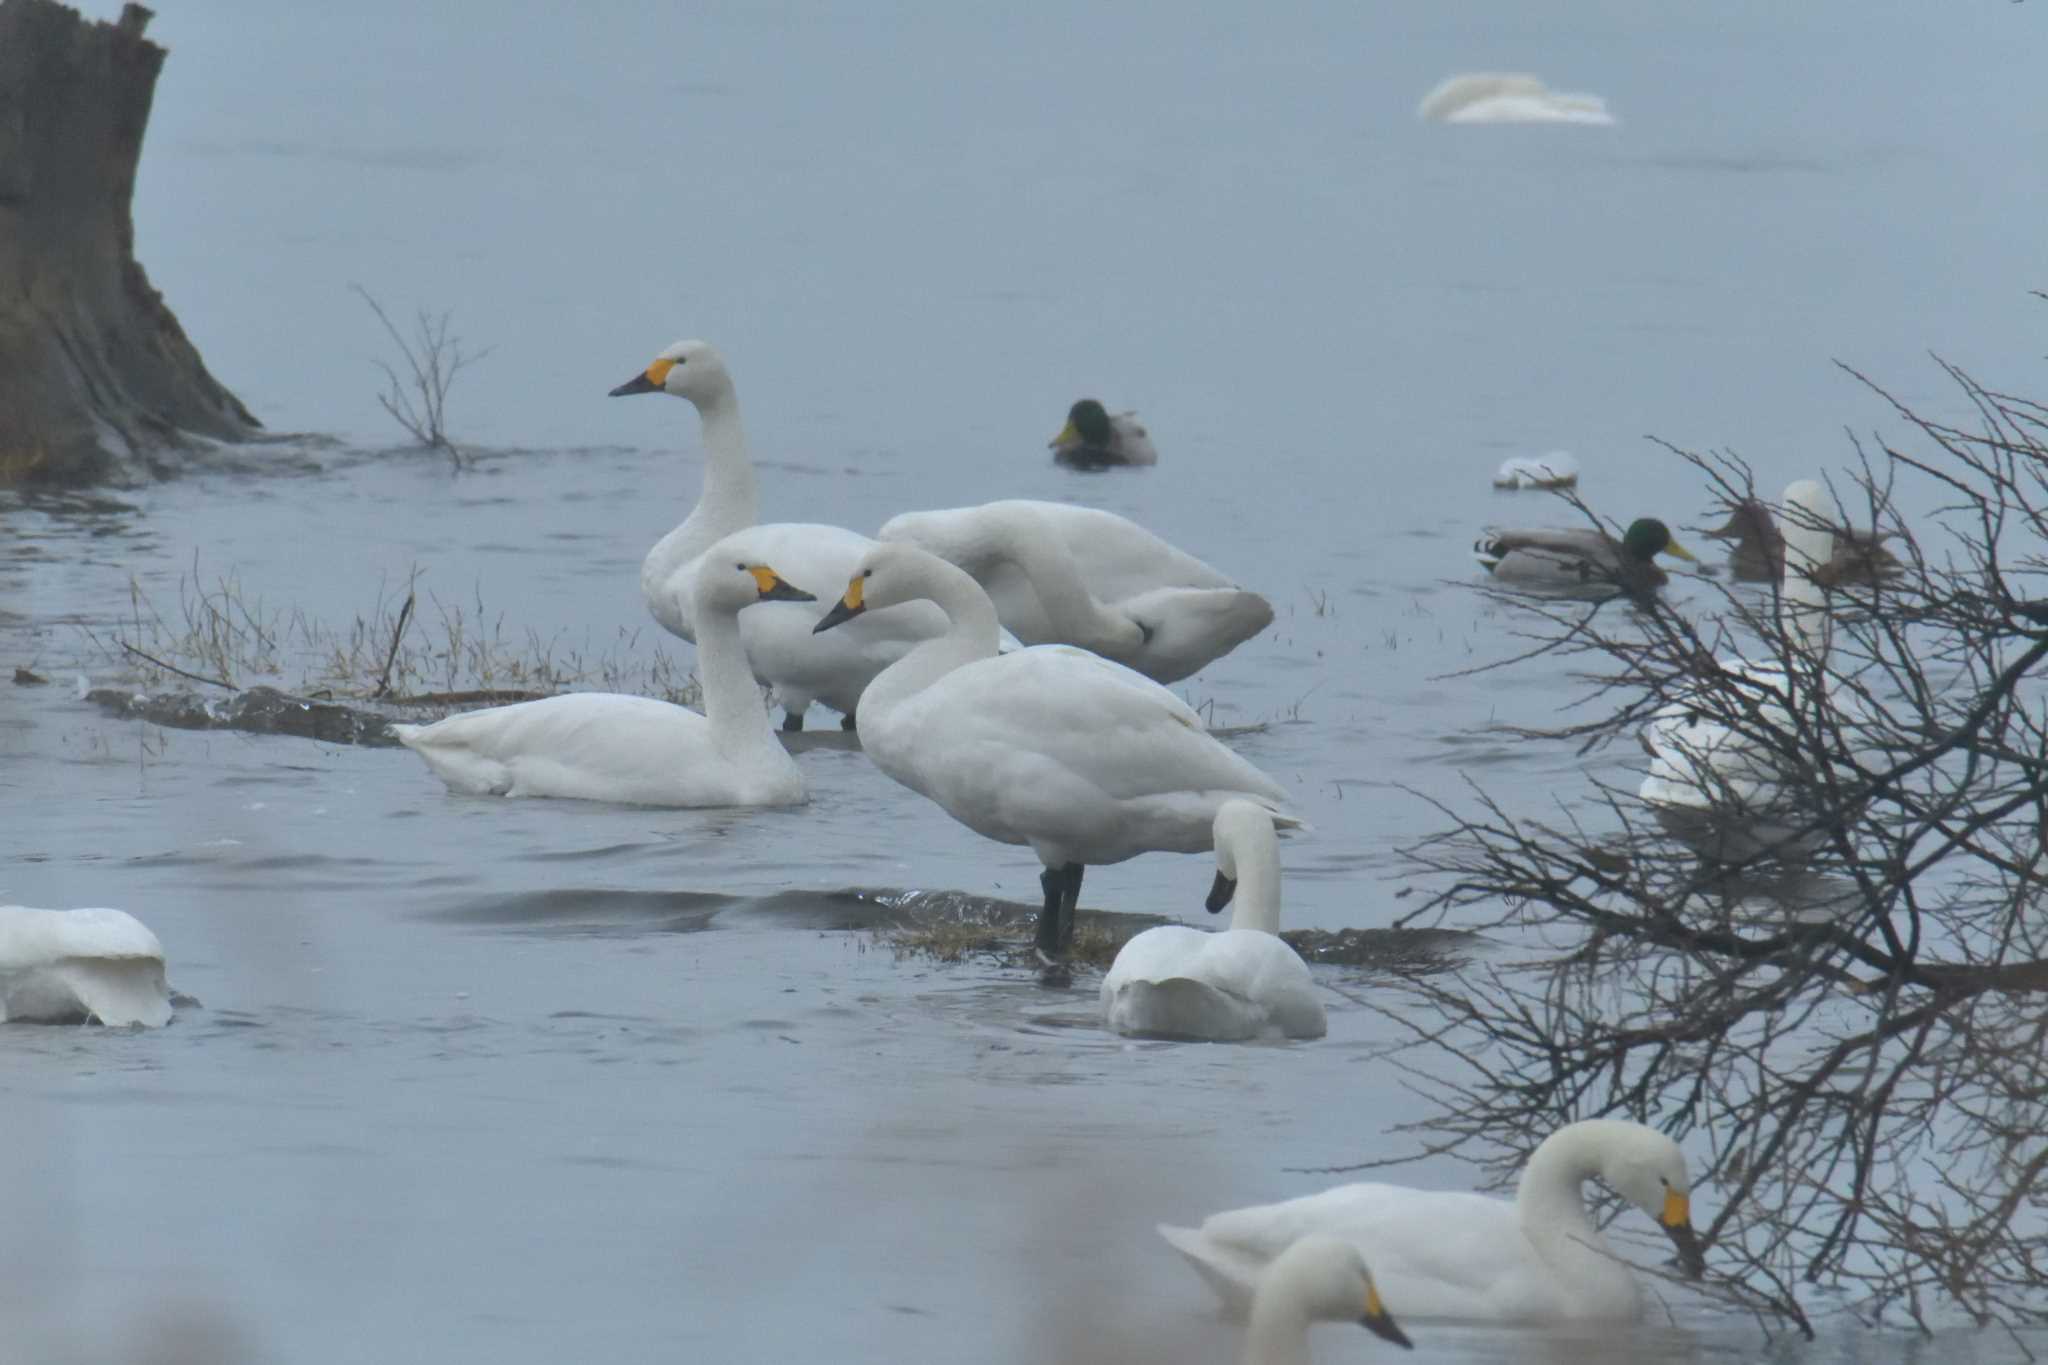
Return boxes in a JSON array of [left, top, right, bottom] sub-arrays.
[[352, 284, 491, 467], [1369, 347, 2048, 1334]]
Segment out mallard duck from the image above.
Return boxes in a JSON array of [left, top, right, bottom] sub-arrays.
[[1049, 398, 1158, 469], [1474, 518, 1697, 593], [1702, 497, 1902, 587]]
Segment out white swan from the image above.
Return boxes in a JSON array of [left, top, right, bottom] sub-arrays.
[[392, 536, 813, 807], [1639, 480, 1838, 849], [1101, 801, 1325, 1041], [811, 543, 1296, 963], [1048, 398, 1159, 468], [877, 500, 1273, 683], [1, 906, 173, 1027], [1418, 73, 1617, 126], [610, 340, 952, 731], [1492, 451, 1581, 490], [1238, 1235, 1412, 1364], [1159, 1119, 1704, 1325]]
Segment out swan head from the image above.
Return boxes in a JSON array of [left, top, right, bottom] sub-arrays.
[[1050, 398, 1114, 451], [691, 534, 817, 614], [813, 542, 958, 633], [608, 340, 734, 407], [1595, 1124, 1706, 1277], [1261, 1236, 1412, 1348], [1620, 518, 1697, 567]]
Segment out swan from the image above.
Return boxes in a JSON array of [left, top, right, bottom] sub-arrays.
[[1236, 1235, 1413, 1364], [1640, 481, 1842, 853], [811, 543, 1296, 964], [1049, 398, 1157, 468], [1702, 495, 1902, 587], [876, 500, 1273, 683], [1475, 518, 1697, 593], [1418, 73, 1617, 126], [609, 340, 953, 731], [1158, 1119, 1704, 1325], [392, 536, 813, 807], [1, 906, 173, 1027], [1101, 801, 1325, 1041], [1492, 451, 1581, 490]]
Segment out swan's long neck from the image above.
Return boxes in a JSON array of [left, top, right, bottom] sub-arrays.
[[858, 558, 1003, 720], [1227, 823, 1284, 935], [1515, 1123, 1605, 1254], [693, 593, 781, 766], [1241, 1278, 1317, 1365], [1777, 482, 1834, 664], [978, 511, 1143, 654], [641, 386, 760, 608]]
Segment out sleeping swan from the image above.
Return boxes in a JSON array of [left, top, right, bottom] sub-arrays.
[[811, 543, 1295, 966], [392, 536, 814, 807], [610, 340, 953, 731], [1101, 801, 1325, 1041], [1418, 73, 1616, 126], [1, 906, 173, 1027], [877, 499, 1272, 683], [1159, 1119, 1704, 1324], [1236, 1235, 1412, 1363]]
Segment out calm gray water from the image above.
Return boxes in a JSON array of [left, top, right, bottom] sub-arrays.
[[6, 2, 2048, 1360]]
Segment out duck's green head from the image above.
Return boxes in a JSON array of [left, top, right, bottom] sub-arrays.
[[1622, 518, 1698, 565], [1053, 398, 1114, 449]]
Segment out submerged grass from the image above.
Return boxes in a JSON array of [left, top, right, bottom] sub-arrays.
[[882, 905, 1153, 971], [80, 554, 702, 715]]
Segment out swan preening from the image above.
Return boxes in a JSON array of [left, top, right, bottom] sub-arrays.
[[1050, 398, 1158, 468], [0, 906, 173, 1027], [1419, 73, 1617, 126], [610, 340, 955, 731], [1239, 1235, 1413, 1364], [811, 542, 1295, 962], [1160, 1119, 1704, 1325], [1640, 480, 1844, 852], [1492, 451, 1581, 490], [1101, 801, 1325, 1041], [1475, 517, 1697, 594], [877, 499, 1273, 683], [393, 536, 814, 807]]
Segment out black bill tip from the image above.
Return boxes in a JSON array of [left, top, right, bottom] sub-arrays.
[[813, 599, 863, 634], [1204, 870, 1236, 914], [760, 582, 816, 604], [1361, 1313, 1413, 1350], [608, 373, 658, 397]]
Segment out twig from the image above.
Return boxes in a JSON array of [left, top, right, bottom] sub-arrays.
[[119, 641, 234, 690], [373, 590, 415, 699]]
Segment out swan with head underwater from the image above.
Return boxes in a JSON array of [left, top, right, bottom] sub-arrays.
[[1159, 1119, 1705, 1326], [1, 906, 173, 1027], [878, 499, 1273, 683], [609, 339, 958, 732], [1100, 801, 1325, 1041], [392, 532, 814, 807], [811, 542, 1298, 970]]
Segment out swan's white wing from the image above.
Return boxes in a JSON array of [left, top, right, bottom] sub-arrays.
[[1102, 927, 1323, 1040], [1176, 1184, 1538, 1321], [867, 647, 1288, 863], [1026, 502, 1237, 597], [1112, 586, 1274, 684], [0, 907, 172, 1027]]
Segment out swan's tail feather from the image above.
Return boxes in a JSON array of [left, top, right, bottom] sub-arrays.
[[1156, 1223, 1260, 1318]]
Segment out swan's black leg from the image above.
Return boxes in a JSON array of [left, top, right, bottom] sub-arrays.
[[840, 709, 857, 732], [781, 711, 803, 733], [1059, 863, 1085, 950], [1036, 867, 1065, 959]]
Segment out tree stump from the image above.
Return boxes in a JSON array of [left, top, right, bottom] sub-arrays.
[[0, 0, 259, 486]]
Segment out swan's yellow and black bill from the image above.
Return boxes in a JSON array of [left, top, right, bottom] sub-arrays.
[[1360, 1282, 1412, 1349], [749, 567, 815, 604], [608, 356, 676, 397], [1048, 418, 1079, 449], [813, 577, 867, 634], [1660, 1188, 1706, 1277], [1205, 870, 1236, 914]]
